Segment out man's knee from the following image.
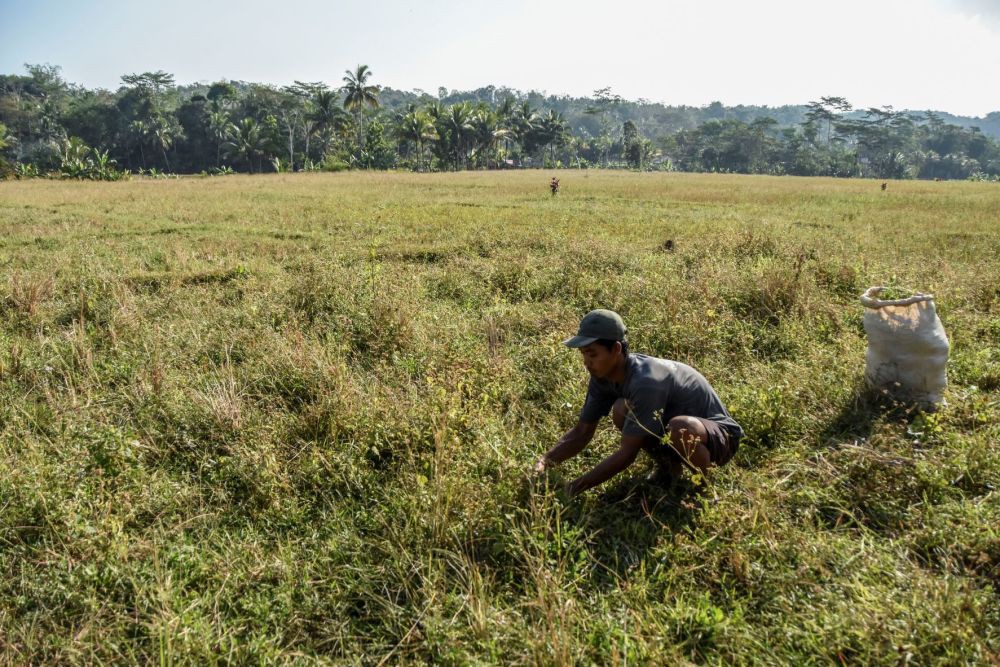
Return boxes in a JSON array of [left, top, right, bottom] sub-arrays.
[[668, 416, 707, 449], [612, 398, 627, 431], [667, 416, 711, 470]]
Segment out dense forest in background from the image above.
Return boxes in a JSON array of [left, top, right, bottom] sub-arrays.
[[2, 63, 999, 180]]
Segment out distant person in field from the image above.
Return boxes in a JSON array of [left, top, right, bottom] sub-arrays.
[[550, 176, 560, 195], [535, 309, 744, 497]]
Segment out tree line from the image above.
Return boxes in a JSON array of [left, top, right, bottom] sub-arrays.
[[2, 64, 998, 181]]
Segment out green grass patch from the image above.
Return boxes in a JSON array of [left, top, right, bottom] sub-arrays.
[[1, 172, 998, 663]]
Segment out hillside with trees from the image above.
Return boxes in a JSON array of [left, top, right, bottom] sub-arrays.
[[2, 64, 999, 180]]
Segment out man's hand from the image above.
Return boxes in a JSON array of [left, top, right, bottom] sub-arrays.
[[538, 421, 598, 472], [564, 435, 644, 497], [532, 456, 550, 475]]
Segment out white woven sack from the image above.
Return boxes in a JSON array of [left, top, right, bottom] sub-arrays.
[[860, 287, 949, 407]]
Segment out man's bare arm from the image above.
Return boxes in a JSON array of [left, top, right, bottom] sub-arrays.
[[535, 420, 598, 472], [566, 434, 645, 496]]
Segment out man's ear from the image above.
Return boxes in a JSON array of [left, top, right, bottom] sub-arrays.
[[614, 341, 623, 356]]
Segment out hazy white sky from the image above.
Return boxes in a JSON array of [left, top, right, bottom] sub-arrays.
[[1, 0, 998, 116]]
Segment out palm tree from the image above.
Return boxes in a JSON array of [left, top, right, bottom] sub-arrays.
[[275, 93, 304, 170], [395, 110, 438, 171], [441, 102, 473, 170], [286, 81, 328, 165], [223, 118, 267, 173], [496, 96, 516, 166], [513, 101, 539, 166], [120, 71, 177, 171], [128, 119, 149, 169], [426, 100, 445, 122], [149, 114, 177, 172], [308, 90, 348, 162], [341, 65, 380, 153], [540, 110, 568, 165], [497, 97, 516, 126], [469, 106, 509, 169], [207, 110, 230, 167]]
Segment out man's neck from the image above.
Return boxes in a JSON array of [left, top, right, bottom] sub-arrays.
[[608, 353, 628, 385]]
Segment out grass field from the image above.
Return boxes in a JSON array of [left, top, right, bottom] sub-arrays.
[[1, 171, 998, 664]]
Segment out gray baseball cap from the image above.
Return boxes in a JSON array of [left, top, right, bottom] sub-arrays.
[[563, 309, 627, 348]]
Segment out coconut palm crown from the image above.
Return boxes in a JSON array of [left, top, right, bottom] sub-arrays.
[[342, 65, 380, 150]]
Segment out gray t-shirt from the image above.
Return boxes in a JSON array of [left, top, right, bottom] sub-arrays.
[[579, 353, 744, 440]]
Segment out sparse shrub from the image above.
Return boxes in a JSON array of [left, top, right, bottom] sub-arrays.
[[5, 273, 54, 319], [731, 382, 794, 454], [321, 155, 350, 172], [732, 231, 780, 261], [813, 261, 861, 300], [724, 264, 805, 327]]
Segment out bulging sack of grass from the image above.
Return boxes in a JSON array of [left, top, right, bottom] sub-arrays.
[[860, 286, 949, 407]]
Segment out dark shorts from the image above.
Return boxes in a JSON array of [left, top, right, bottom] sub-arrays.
[[694, 417, 740, 466], [645, 417, 740, 467]]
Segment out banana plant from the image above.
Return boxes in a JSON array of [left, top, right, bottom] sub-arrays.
[[60, 137, 91, 178]]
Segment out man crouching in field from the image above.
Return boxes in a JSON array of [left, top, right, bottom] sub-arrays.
[[535, 309, 744, 497]]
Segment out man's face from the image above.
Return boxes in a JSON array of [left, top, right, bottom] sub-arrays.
[[579, 342, 620, 380]]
